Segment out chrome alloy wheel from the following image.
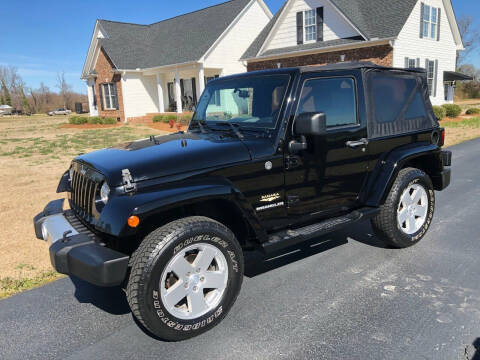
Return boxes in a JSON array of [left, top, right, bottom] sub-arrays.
[[160, 243, 229, 320], [397, 184, 428, 235]]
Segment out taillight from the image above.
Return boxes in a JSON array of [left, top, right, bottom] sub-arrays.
[[439, 128, 445, 147]]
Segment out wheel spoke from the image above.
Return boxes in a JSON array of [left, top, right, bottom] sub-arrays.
[[407, 215, 416, 233], [170, 256, 194, 277], [188, 291, 208, 315], [203, 271, 226, 289], [164, 280, 188, 308], [194, 247, 217, 271], [414, 203, 427, 218], [401, 190, 412, 206], [412, 188, 423, 204], [397, 208, 409, 224]]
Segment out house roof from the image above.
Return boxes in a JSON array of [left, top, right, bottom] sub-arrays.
[[242, 0, 418, 60], [97, 0, 252, 70]]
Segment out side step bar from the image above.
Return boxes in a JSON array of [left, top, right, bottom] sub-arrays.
[[262, 207, 380, 254]]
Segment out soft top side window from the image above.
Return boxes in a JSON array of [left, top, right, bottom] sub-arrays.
[[296, 77, 357, 128]]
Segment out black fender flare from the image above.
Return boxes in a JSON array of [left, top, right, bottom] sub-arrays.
[[98, 177, 265, 240], [362, 143, 441, 207]]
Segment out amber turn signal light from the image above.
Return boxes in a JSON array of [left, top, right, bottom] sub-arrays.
[[128, 215, 140, 228]]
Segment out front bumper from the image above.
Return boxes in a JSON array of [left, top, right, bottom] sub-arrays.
[[34, 199, 129, 287]]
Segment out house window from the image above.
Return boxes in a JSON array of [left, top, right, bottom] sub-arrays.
[[423, 4, 438, 39], [426, 60, 435, 95], [304, 10, 317, 42], [408, 59, 416, 68], [102, 83, 117, 110]]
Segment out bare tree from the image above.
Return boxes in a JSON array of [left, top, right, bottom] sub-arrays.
[[55, 71, 72, 109], [457, 16, 480, 66]]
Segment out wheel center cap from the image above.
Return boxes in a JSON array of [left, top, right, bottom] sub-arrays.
[[407, 205, 415, 215], [189, 274, 200, 287]]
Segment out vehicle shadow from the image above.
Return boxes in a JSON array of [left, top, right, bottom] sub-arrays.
[[244, 220, 388, 277], [70, 276, 131, 315], [68, 221, 386, 315], [472, 338, 480, 360]]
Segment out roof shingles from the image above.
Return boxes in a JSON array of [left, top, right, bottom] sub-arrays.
[[99, 0, 251, 69]]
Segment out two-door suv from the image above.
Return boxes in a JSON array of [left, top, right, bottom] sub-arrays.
[[34, 62, 451, 340]]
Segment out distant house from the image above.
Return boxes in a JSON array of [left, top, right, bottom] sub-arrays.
[[81, 0, 272, 122], [242, 0, 467, 105]]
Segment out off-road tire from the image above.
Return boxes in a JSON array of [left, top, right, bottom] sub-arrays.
[[371, 167, 435, 248], [126, 216, 243, 341]]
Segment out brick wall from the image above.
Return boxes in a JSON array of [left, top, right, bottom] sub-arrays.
[[247, 44, 393, 71], [94, 48, 125, 122]]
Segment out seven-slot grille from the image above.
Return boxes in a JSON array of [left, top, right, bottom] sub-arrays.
[[70, 165, 99, 218]]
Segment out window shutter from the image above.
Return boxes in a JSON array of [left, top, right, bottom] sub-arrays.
[[420, 3, 425, 38], [296, 12, 303, 45], [191, 77, 197, 104], [112, 83, 119, 110], [434, 60, 438, 97], [416, 58, 420, 67], [99, 84, 104, 110], [180, 79, 184, 99], [316, 7, 324, 42], [405, 57, 409, 68], [437, 8, 441, 41], [425, 58, 429, 70]]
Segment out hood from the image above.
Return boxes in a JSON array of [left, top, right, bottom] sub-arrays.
[[75, 132, 253, 186]]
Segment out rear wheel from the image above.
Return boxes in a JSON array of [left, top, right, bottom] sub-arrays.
[[126, 216, 243, 341], [371, 167, 435, 248]]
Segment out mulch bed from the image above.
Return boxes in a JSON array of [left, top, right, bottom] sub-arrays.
[[148, 123, 188, 132]]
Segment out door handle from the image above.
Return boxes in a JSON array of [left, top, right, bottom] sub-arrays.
[[346, 138, 368, 149]]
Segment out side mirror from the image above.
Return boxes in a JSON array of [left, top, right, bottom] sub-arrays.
[[295, 112, 327, 136]]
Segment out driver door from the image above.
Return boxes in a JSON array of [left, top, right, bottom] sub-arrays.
[[284, 73, 370, 222]]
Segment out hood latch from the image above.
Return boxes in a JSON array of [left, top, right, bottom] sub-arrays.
[[122, 169, 136, 193]]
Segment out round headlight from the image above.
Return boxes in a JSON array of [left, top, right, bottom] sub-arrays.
[[100, 182, 110, 204]]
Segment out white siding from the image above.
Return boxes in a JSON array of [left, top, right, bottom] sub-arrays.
[[393, 0, 457, 105], [264, 0, 360, 52], [204, 0, 271, 75], [121, 73, 159, 118]]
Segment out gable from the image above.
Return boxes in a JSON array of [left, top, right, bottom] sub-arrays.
[[263, 0, 362, 52], [83, 0, 255, 75]]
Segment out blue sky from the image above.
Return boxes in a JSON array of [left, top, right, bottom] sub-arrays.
[[0, 0, 478, 94]]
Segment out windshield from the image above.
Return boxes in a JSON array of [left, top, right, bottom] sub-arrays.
[[192, 74, 290, 129]]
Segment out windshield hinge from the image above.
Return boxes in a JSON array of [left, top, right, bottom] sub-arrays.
[[122, 169, 136, 193]]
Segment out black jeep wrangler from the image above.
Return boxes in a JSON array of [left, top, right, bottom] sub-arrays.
[[34, 62, 451, 341]]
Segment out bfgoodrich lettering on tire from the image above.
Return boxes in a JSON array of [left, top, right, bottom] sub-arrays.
[[126, 216, 244, 341], [371, 167, 435, 248]]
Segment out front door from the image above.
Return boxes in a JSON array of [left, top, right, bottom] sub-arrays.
[[285, 73, 370, 222]]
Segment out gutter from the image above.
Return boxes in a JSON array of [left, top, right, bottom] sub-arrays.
[[245, 37, 397, 63]]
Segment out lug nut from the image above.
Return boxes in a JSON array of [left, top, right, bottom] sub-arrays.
[[196, 268, 201, 273], [200, 277, 205, 282], [193, 286, 198, 291], [184, 283, 188, 288]]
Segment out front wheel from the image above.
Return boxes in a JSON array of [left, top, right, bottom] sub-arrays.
[[127, 216, 243, 341], [371, 167, 435, 248]]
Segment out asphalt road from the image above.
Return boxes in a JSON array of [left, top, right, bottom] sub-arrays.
[[1, 139, 479, 360]]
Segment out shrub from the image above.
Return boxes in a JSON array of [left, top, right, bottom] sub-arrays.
[[69, 116, 87, 125], [465, 108, 480, 115], [441, 104, 462, 118], [101, 117, 116, 124], [432, 106, 446, 121], [152, 115, 163, 123], [179, 113, 192, 125]]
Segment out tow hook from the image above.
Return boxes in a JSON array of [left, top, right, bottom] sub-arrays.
[[62, 230, 73, 243]]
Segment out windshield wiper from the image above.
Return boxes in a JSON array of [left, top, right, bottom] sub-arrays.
[[190, 119, 208, 133], [214, 122, 244, 140]]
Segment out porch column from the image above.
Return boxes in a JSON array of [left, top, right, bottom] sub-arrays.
[[174, 70, 182, 114], [156, 73, 165, 113], [197, 64, 205, 98]]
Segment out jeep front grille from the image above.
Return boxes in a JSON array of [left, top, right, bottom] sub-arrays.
[[70, 165, 99, 219]]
